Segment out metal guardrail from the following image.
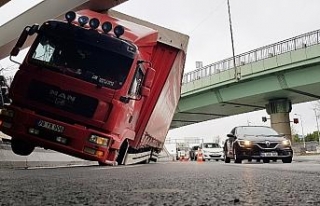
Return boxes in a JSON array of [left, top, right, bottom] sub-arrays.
[[183, 29, 320, 84]]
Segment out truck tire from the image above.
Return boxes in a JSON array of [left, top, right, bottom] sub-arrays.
[[142, 158, 150, 164], [11, 138, 35, 156], [263, 159, 270, 163]]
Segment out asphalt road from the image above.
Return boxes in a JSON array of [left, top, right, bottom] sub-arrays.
[[1, 159, 320, 206]]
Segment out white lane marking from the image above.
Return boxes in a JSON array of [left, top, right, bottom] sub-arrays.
[[20, 161, 175, 170], [22, 163, 98, 170], [91, 162, 176, 170], [92, 164, 146, 170]]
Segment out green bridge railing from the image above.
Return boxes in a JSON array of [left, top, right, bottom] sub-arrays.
[[183, 29, 320, 84]]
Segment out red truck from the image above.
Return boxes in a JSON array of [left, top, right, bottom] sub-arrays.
[[0, 9, 188, 165]]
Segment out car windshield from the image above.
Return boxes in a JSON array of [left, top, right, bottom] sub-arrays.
[[236, 126, 279, 136], [28, 22, 135, 90], [203, 143, 220, 148]]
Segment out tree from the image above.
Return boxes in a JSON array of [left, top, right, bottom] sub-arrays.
[[291, 124, 299, 143], [293, 134, 301, 143], [313, 100, 320, 116], [312, 101, 320, 142], [305, 131, 320, 142]]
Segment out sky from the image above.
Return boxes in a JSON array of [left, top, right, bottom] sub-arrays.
[[1, 0, 320, 143]]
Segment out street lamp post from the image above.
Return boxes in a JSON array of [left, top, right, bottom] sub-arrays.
[[295, 113, 305, 148], [314, 109, 320, 145]]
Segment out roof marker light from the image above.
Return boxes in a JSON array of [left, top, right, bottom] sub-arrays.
[[89, 18, 100, 30], [65, 11, 76, 24], [114, 25, 124, 38], [78, 16, 89, 27], [102, 22, 112, 34]]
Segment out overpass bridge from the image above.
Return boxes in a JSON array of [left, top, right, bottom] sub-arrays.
[[172, 29, 320, 140]]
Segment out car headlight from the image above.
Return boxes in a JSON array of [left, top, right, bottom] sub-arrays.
[[238, 140, 251, 147], [282, 140, 291, 146], [88, 134, 110, 146]]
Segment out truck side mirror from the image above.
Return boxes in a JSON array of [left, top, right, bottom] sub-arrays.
[[10, 24, 39, 57], [138, 67, 155, 98], [143, 67, 155, 88]]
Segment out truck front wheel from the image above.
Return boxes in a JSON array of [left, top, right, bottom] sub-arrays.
[[11, 138, 35, 156]]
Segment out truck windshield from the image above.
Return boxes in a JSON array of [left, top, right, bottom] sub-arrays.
[[28, 22, 135, 90]]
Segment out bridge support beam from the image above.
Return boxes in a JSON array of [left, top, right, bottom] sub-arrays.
[[266, 99, 292, 141]]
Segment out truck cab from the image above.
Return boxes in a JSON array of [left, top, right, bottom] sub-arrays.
[[0, 10, 188, 165]]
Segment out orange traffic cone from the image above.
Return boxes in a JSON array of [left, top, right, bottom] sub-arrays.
[[197, 148, 204, 162], [179, 155, 184, 161], [183, 155, 189, 161]]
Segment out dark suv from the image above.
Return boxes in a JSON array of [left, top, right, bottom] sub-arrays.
[[223, 126, 293, 164]]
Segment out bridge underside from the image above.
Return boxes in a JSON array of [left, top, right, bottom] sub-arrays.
[[171, 58, 320, 129]]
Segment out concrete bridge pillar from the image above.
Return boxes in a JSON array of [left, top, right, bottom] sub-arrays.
[[266, 99, 292, 141]]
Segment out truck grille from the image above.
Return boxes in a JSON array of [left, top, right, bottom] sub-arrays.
[[27, 81, 98, 118]]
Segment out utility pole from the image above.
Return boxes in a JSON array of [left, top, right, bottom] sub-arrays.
[[227, 0, 240, 80], [314, 109, 320, 145], [295, 113, 305, 148]]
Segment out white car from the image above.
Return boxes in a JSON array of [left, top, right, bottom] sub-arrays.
[[201, 143, 224, 161]]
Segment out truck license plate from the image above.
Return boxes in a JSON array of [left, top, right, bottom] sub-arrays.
[[261, 152, 278, 157], [37, 120, 64, 133]]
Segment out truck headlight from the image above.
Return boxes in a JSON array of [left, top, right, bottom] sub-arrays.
[[88, 134, 109, 146], [282, 140, 291, 146], [238, 140, 251, 147], [0, 109, 14, 118]]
